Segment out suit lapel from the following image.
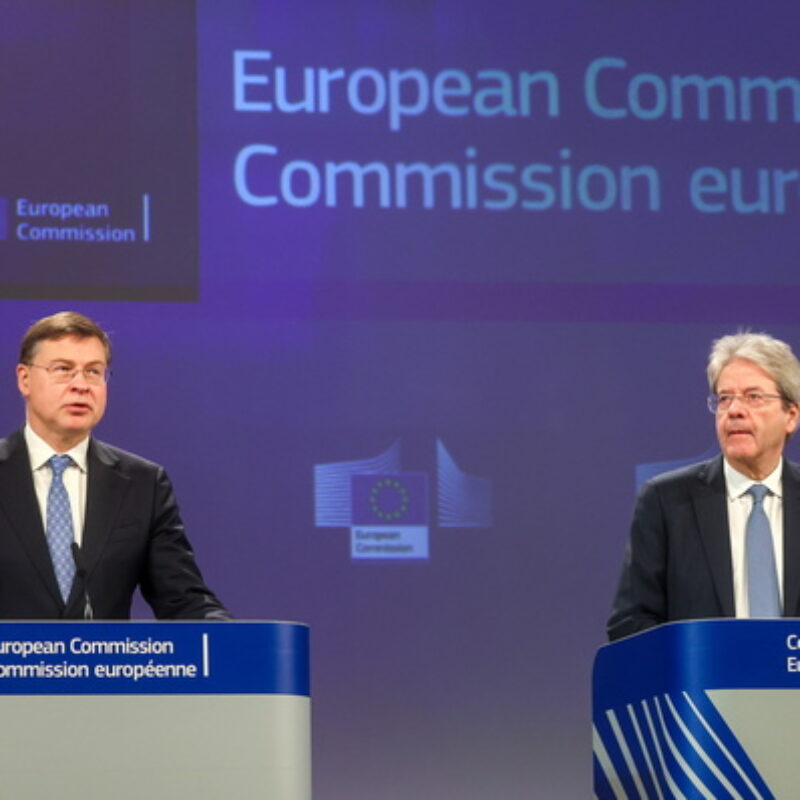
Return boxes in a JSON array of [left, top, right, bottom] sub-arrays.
[[0, 430, 64, 605], [693, 456, 736, 617], [81, 438, 129, 573], [782, 461, 800, 616]]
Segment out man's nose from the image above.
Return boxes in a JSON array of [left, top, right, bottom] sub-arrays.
[[726, 395, 747, 413], [68, 369, 90, 388]]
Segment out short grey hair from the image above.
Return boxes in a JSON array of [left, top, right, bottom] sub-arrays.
[[707, 332, 800, 405]]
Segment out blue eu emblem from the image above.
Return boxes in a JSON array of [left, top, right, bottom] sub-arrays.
[[350, 473, 429, 559]]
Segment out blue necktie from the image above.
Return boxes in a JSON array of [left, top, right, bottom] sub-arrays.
[[46, 455, 76, 602], [746, 484, 781, 617]]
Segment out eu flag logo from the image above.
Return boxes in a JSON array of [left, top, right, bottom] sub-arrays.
[[351, 473, 428, 526]]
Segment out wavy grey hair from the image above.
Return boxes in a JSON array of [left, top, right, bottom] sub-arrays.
[[707, 332, 800, 405]]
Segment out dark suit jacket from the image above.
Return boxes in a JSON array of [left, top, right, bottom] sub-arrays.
[[0, 430, 229, 620], [607, 455, 800, 641]]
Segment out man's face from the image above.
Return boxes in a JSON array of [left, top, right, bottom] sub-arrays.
[[715, 358, 798, 479], [16, 335, 108, 451]]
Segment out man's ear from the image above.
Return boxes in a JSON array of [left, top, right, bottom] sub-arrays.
[[16, 364, 30, 398], [787, 403, 799, 438]]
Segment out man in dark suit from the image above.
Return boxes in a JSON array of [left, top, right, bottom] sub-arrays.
[[0, 311, 229, 620], [608, 332, 800, 641]]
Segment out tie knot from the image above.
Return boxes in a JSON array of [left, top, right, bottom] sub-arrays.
[[748, 483, 770, 504], [48, 454, 72, 478]]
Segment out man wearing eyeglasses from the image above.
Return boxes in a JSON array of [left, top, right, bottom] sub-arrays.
[[0, 311, 230, 620], [608, 332, 800, 641]]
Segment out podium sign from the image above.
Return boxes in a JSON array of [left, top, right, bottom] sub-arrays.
[[0, 620, 310, 800], [592, 620, 800, 799]]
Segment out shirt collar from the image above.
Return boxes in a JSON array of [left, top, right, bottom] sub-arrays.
[[24, 424, 89, 473], [724, 457, 783, 500]]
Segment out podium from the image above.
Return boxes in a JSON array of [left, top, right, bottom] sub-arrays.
[[0, 620, 310, 799], [592, 619, 800, 799]]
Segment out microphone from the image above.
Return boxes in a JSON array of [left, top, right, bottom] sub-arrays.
[[71, 542, 94, 620]]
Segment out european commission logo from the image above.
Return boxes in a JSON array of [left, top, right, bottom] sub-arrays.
[[0, 195, 151, 244], [314, 439, 492, 560], [352, 473, 430, 557]]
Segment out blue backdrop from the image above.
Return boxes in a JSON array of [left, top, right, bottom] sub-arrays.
[[2, 1, 800, 796]]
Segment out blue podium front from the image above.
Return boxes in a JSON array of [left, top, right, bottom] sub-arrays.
[[592, 620, 800, 800], [0, 620, 310, 799]]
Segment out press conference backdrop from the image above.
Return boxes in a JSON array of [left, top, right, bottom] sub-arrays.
[[2, 1, 800, 796]]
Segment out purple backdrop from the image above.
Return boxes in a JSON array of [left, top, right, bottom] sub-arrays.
[[2, 1, 800, 796]]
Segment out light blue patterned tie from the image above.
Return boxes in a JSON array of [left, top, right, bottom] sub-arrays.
[[46, 455, 76, 602], [746, 484, 781, 617]]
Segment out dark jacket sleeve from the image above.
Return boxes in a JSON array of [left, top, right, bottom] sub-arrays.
[[139, 466, 231, 620], [607, 459, 734, 641], [606, 480, 669, 641]]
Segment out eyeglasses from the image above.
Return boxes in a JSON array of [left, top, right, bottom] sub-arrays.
[[707, 392, 783, 414], [27, 363, 111, 385]]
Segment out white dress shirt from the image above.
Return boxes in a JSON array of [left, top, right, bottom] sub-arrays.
[[724, 458, 784, 617]]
